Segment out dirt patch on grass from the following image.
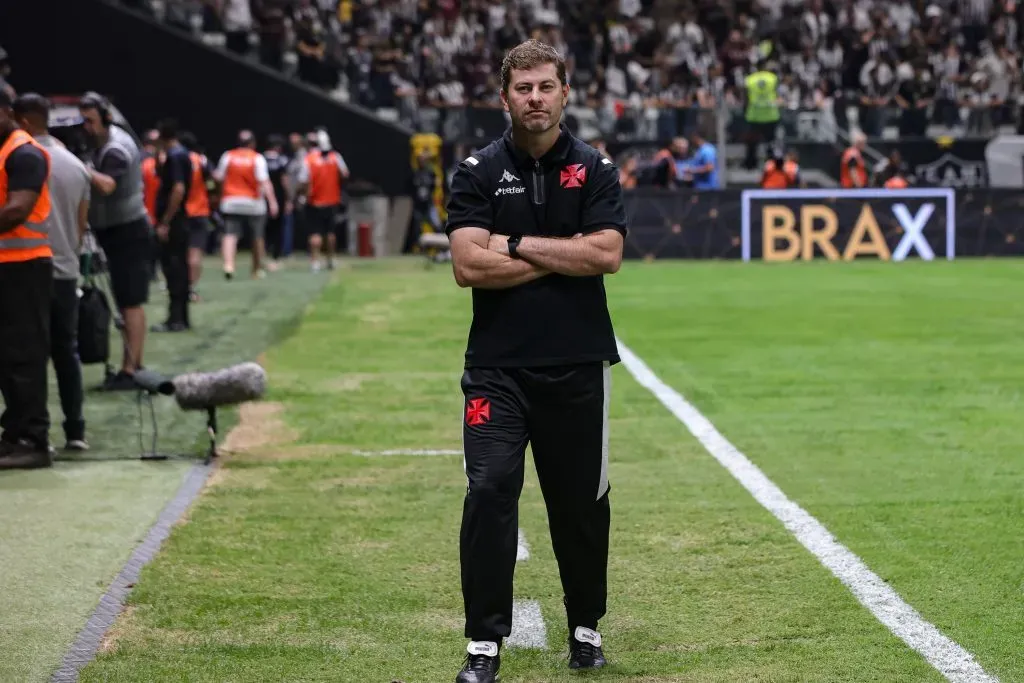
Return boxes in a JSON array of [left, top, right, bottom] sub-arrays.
[[99, 604, 137, 654], [222, 402, 298, 454]]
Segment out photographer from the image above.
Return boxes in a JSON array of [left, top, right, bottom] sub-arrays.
[[80, 92, 151, 390]]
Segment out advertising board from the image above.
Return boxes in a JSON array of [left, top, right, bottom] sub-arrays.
[[741, 189, 956, 262]]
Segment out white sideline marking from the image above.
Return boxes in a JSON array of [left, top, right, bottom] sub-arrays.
[[516, 528, 531, 561], [510, 529, 546, 649], [508, 600, 548, 650], [616, 339, 999, 683], [351, 449, 461, 456]]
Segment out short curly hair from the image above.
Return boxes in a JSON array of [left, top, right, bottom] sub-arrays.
[[500, 40, 567, 94]]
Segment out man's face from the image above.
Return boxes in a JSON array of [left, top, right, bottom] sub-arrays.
[[289, 133, 303, 151], [0, 106, 11, 132], [80, 107, 105, 137], [501, 62, 567, 134]]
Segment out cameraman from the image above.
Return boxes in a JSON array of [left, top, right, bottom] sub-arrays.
[[80, 92, 151, 391]]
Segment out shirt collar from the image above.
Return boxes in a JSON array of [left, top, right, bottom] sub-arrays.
[[502, 124, 574, 169]]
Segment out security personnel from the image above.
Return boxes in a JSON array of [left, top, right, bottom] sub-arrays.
[[181, 132, 212, 299], [444, 39, 627, 683], [841, 131, 868, 188], [14, 93, 91, 452], [212, 129, 278, 279], [0, 89, 54, 468], [140, 129, 161, 226], [140, 129, 162, 282], [298, 130, 348, 271], [743, 63, 780, 169], [760, 147, 800, 189]]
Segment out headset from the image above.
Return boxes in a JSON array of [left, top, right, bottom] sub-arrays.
[[80, 91, 113, 127]]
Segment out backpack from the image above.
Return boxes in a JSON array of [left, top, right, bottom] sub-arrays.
[[76, 246, 112, 365]]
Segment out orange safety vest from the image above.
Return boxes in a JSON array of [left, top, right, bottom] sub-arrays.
[[0, 129, 52, 263], [305, 149, 343, 207], [840, 147, 867, 188], [185, 151, 210, 218], [141, 155, 160, 224], [884, 175, 908, 189], [761, 159, 797, 189], [221, 148, 261, 200]]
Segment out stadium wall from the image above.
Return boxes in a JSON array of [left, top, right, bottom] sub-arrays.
[[0, 0, 412, 197], [623, 188, 1024, 261]]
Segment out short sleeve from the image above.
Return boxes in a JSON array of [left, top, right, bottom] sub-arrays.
[[5, 145, 48, 193], [582, 157, 628, 236], [254, 154, 270, 182], [97, 146, 130, 178], [296, 157, 310, 184], [444, 160, 493, 235], [168, 151, 191, 185], [213, 152, 229, 181]]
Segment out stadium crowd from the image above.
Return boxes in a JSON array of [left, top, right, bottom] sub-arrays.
[[134, 0, 1024, 141]]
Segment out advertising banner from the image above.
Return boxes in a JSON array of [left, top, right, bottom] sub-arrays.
[[741, 189, 956, 262]]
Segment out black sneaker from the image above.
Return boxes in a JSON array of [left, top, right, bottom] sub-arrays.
[[455, 641, 500, 683], [150, 321, 189, 333], [0, 439, 54, 469], [568, 627, 607, 670], [98, 370, 137, 392]]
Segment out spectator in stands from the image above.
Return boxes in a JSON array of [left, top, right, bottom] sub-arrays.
[[682, 132, 719, 190]]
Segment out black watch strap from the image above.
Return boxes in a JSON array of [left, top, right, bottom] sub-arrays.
[[507, 234, 522, 259]]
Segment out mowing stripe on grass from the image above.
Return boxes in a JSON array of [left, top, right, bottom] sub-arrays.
[[615, 339, 999, 683], [50, 462, 215, 683], [507, 600, 548, 650], [508, 528, 547, 650], [516, 528, 530, 561]]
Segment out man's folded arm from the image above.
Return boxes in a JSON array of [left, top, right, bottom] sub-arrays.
[[450, 226, 549, 289], [512, 158, 628, 276], [511, 228, 623, 276]]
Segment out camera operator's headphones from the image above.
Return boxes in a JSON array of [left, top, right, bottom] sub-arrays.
[[81, 91, 113, 127]]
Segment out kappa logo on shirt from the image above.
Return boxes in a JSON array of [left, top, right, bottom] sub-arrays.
[[499, 169, 520, 183]]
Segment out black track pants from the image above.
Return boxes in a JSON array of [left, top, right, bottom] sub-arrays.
[[459, 362, 611, 642]]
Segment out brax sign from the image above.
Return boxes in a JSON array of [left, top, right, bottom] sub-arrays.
[[740, 188, 956, 262]]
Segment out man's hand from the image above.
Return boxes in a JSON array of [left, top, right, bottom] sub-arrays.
[[156, 223, 169, 242], [487, 233, 509, 255]]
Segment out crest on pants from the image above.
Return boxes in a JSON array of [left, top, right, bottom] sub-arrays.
[[466, 397, 490, 426]]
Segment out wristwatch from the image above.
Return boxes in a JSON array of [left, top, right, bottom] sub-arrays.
[[507, 234, 522, 259]]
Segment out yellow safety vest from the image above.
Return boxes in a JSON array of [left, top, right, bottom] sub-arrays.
[[744, 71, 780, 124]]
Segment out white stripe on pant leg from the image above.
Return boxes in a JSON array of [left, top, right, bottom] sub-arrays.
[[597, 361, 611, 500], [615, 338, 999, 683], [516, 528, 530, 561], [507, 600, 548, 649]]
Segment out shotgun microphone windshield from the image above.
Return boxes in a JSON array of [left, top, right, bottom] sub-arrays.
[[171, 362, 267, 411], [132, 369, 175, 395]]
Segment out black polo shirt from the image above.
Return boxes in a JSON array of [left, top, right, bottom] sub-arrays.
[[445, 125, 629, 368], [156, 142, 192, 223]]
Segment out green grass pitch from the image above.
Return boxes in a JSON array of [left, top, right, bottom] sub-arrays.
[[6, 256, 1023, 682]]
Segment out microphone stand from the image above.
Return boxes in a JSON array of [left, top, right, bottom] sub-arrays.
[[205, 407, 219, 465]]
